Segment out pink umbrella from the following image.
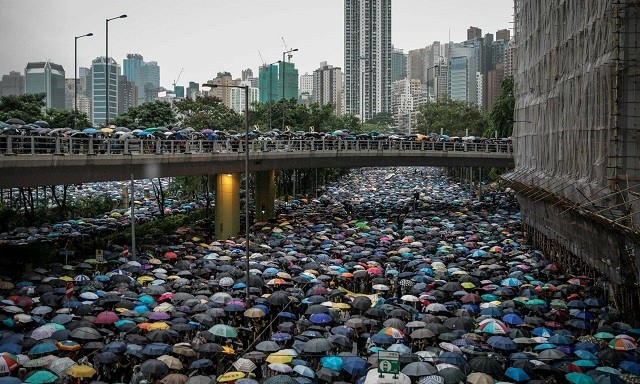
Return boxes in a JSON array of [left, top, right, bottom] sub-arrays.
[[149, 312, 171, 320], [94, 311, 119, 325]]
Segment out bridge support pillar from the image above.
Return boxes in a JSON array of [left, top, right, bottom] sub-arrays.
[[215, 173, 240, 240], [255, 170, 275, 222]]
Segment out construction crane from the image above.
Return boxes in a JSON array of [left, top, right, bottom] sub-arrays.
[[282, 37, 294, 61], [172, 67, 184, 89], [258, 50, 266, 67]]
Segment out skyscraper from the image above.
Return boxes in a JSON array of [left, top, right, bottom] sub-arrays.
[[209, 72, 238, 109], [24, 61, 65, 109], [279, 61, 298, 100], [0, 71, 25, 97], [230, 80, 259, 114], [135, 61, 160, 105], [391, 47, 407, 82], [344, 0, 392, 121], [299, 73, 314, 98], [467, 26, 482, 40], [187, 82, 199, 100], [118, 75, 137, 115], [407, 48, 427, 83], [241, 68, 253, 81], [313, 62, 343, 114], [123, 53, 144, 82], [258, 64, 279, 103], [90, 56, 120, 126]]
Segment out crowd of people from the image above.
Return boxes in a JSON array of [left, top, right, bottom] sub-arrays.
[[0, 167, 637, 384]]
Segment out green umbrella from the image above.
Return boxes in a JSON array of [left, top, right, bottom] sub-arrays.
[[565, 372, 596, 384], [208, 324, 238, 338], [25, 370, 58, 384]]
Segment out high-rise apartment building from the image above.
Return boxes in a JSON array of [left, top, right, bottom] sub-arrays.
[[24, 61, 65, 109], [496, 29, 510, 41], [391, 78, 421, 133], [391, 47, 407, 82], [407, 48, 427, 83], [344, 0, 392, 121], [279, 61, 299, 100], [90, 56, 120, 126], [0, 71, 25, 97], [258, 64, 279, 103], [118, 75, 137, 115], [209, 72, 238, 109], [230, 80, 259, 114], [299, 72, 314, 98], [241, 68, 253, 81], [64, 79, 75, 110], [135, 61, 160, 105], [467, 26, 482, 40], [123, 54, 144, 82], [313, 62, 343, 114]]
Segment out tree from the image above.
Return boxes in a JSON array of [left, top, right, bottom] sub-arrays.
[[111, 101, 176, 128], [44, 109, 91, 128], [367, 111, 394, 127], [487, 76, 515, 138], [415, 98, 488, 137], [0, 93, 45, 123], [174, 96, 241, 131]]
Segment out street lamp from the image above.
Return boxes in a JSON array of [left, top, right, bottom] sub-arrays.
[[74, 32, 93, 129], [105, 14, 127, 127], [203, 82, 251, 304], [281, 48, 298, 131]]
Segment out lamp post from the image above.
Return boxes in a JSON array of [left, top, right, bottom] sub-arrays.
[[105, 14, 127, 127], [281, 48, 298, 131], [74, 32, 93, 129], [203, 83, 251, 304]]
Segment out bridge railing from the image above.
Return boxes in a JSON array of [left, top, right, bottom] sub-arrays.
[[0, 136, 512, 156]]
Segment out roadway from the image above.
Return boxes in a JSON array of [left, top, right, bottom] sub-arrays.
[[0, 136, 514, 188]]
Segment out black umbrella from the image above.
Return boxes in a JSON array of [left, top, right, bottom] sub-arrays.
[[140, 359, 169, 377], [5, 118, 26, 125], [401, 361, 437, 377], [468, 356, 503, 378], [302, 338, 332, 353], [94, 352, 118, 364]]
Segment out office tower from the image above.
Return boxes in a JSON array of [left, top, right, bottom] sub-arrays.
[[391, 46, 407, 82], [241, 68, 253, 81], [447, 43, 480, 106], [64, 79, 75, 110], [230, 80, 259, 114], [258, 64, 278, 103], [174, 86, 185, 99], [24, 61, 65, 109], [135, 61, 160, 105], [123, 53, 144, 82], [279, 61, 298, 100], [313, 62, 343, 114], [187, 82, 199, 100], [496, 29, 510, 41], [407, 47, 427, 83], [0, 71, 25, 97], [344, 0, 392, 121], [118, 75, 137, 115], [90, 56, 120, 126], [467, 26, 482, 40]]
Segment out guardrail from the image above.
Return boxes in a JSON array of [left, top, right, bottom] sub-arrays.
[[0, 136, 513, 156]]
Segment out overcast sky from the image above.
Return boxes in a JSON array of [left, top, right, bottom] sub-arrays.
[[1, 0, 513, 88]]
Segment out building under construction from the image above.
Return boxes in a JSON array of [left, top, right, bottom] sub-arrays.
[[506, 0, 640, 313]]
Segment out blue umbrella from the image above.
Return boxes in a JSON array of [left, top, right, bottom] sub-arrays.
[[370, 333, 394, 344], [278, 312, 296, 320], [321, 356, 343, 371], [487, 336, 517, 351], [101, 340, 127, 353], [342, 356, 368, 376], [0, 377, 22, 384], [439, 352, 466, 365], [574, 342, 598, 353], [141, 342, 172, 356], [502, 313, 524, 325], [620, 361, 640, 375], [271, 333, 292, 342], [533, 343, 557, 351], [189, 359, 213, 369], [293, 365, 315, 378], [29, 342, 57, 355], [574, 350, 598, 362], [309, 313, 332, 324], [0, 342, 22, 354], [532, 327, 553, 337], [505, 367, 530, 382]]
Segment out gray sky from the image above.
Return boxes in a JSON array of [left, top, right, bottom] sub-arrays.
[[1, 0, 513, 88]]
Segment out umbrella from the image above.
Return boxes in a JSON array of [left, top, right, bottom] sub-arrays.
[[505, 367, 530, 382], [25, 370, 58, 384], [217, 372, 245, 382], [402, 361, 438, 377], [158, 354, 184, 370], [466, 372, 494, 384], [321, 356, 343, 371], [265, 375, 298, 384], [66, 365, 96, 378], [469, 356, 503, 377], [233, 358, 257, 373], [566, 372, 596, 384], [302, 338, 332, 353], [342, 356, 368, 376], [48, 357, 77, 376], [140, 359, 169, 377], [209, 324, 238, 338], [160, 373, 189, 384]]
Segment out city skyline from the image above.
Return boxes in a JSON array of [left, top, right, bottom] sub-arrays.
[[1, 0, 513, 88]]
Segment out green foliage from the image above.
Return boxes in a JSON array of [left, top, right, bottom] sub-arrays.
[[44, 109, 91, 128], [487, 76, 515, 138], [175, 95, 242, 130], [366, 112, 394, 127], [0, 93, 46, 123], [415, 98, 488, 137], [111, 101, 176, 128], [249, 100, 350, 133]]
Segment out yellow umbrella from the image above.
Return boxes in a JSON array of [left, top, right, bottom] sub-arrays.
[[461, 282, 476, 289], [147, 322, 170, 330], [137, 276, 154, 284], [222, 346, 235, 355], [148, 258, 162, 265], [217, 371, 245, 382], [332, 303, 351, 310], [101, 127, 114, 133], [67, 365, 97, 378], [266, 353, 293, 364], [59, 276, 73, 282]]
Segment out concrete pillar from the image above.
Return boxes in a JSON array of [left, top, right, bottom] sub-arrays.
[[255, 170, 276, 222], [215, 173, 240, 240]]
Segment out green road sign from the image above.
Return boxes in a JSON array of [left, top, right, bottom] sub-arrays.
[[378, 351, 400, 374]]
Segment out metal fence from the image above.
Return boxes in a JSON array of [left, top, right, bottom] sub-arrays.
[[0, 136, 513, 156]]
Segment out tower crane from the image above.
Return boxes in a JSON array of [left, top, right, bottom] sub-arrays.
[[258, 50, 266, 67], [172, 67, 184, 89], [282, 37, 294, 61]]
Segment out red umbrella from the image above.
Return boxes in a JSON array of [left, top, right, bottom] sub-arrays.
[[158, 293, 174, 302], [94, 311, 120, 324], [8, 296, 33, 308], [164, 252, 178, 259], [0, 352, 19, 373]]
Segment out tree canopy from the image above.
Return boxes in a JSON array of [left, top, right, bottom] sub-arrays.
[[111, 101, 176, 128], [0, 93, 46, 123], [488, 76, 515, 138], [415, 98, 488, 137], [174, 95, 242, 131], [44, 109, 91, 129]]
